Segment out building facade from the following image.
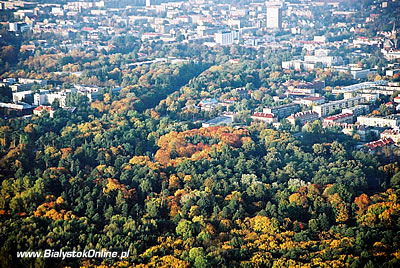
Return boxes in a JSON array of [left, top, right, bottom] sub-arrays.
[[263, 103, 300, 119], [381, 129, 400, 143], [323, 113, 354, 126], [312, 96, 365, 117], [357, 115, 400, 128], [266, 4, 281, 29], [251, 112, 275, 124], [287, 111, 319, 125]]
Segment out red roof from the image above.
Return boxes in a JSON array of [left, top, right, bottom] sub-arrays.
[[382, 129, 400, 135], [324, 113, 353, 121], [364, 138, 394, 149], [252, 112, 273, 118], [303, 96, 324, 101], [34, 105, 53, 113]]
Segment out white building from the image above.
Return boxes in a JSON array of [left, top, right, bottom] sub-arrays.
[[357, 115, 400, 128], [215, 30, 239, 45], [293, 96, 325, 106], [251, 112, 275, 123], [304, 55, 337, 67], [34, 92, 67, 107], [312, 96, 365, 117], [266, 3, 282, 29], [12, 90, 32, 103]]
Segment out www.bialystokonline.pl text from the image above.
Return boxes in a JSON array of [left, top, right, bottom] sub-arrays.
[[17, 249, 130, 260]]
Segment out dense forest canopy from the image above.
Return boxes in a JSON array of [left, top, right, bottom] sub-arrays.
[[1, 56, 400, 266], [1, 0, 400, 267]]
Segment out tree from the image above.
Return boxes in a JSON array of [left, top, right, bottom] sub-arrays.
[[176, 219, 196, 240], [1, 46, 18, 64], [390, 172, 400, 188]]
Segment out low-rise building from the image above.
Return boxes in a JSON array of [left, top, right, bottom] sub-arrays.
[[251, 112, 275, 124], [0, 102, 34, 116], [357, 115, 400, 128], [263, 103, 300, 119], [380, 129, 400, 143], [34, 92, 67, 107], [332, 66, 377, 79], [362, 138, 395, 154], [12, 90, 32, 103], [386, 69, 400, 77], [33, 106, 55, 118], [287, 111, 319, 125], [293, 96, 325, 106], [341, 124, 370, 141], [323, 113, 354, 126]]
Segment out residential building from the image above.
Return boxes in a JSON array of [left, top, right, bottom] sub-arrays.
[[304, 55, 338, 67], [312, 96, 365, 117], [342, 105, 370, 117], [10, 84, 31, 92], [386, 69, 400, 77], [12, 90, 32, 103], [323, 113, 354, 126], [215, 30, 239, 45], [293, 96, 325, 106], [33, 106, 55, 118], [251, 112, 275, 124], [18, 78, 47, 86], [266, 3, 282, 29], [263, 103, 300, 119], [332, 66, 377, 79], [381, 129, 400, 143], [0, 102, 34, 116], [34, 92, 67, 107], [282, 60, 303, 70], [362, 138, 395, 154], [287, 111, 319, 125], [341, 124, 370, 141], [357, 115, 400, 128]]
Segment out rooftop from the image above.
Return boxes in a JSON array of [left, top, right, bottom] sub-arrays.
[[252, 112, 274, 118], [364, 138, 394, 149], [287, 111, 318, 119], [324, 113, 353, 121]]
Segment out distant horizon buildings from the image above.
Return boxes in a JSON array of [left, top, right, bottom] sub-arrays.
[[266, 1, 282, 29]]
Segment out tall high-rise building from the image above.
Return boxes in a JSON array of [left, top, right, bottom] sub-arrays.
[[266, 2, 282, 29]]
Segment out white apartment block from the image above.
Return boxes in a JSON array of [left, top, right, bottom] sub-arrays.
[[266, 4, 281, 29], [357, 115, 400, 129], [312, 96, 365, 117], [34, 92, 67, 107], [215, 30, 239, 45], [304, 55, 337, 67]]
